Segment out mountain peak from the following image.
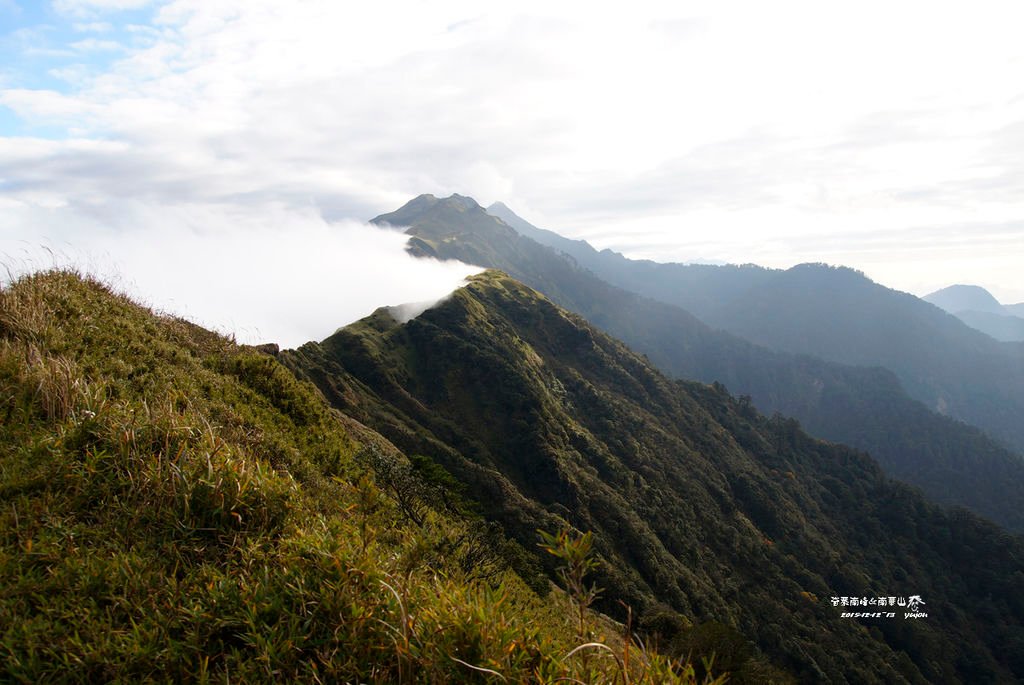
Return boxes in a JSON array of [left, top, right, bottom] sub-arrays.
[[923, 285, 1024, 340], [405, 192, 441, 209], [924, 284, 1005, 315], [372, 193, 486, 228], [444, 193, 481, 210], [371, 194, 439, 226], [787, 262, 868, 280]]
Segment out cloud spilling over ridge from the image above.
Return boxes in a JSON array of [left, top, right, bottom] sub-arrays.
[[387, 297, 456, 325], [1, 199, 482, 348]]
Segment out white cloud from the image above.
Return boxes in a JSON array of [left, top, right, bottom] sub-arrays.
[[0, 88, 96, 124], [1, 197, 482, 347], [72, 22, 115, 32], [69, 38, 124, 51], [54, 0, 154, 17]]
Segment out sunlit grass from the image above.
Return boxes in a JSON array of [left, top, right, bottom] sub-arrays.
[[0, 269, 719, 683]]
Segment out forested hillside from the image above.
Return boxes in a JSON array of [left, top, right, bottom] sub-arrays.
[[285, 270, 1024, 684]]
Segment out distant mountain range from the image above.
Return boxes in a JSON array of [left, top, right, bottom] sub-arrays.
[[923, 284, 1024, 342], [367, 194, 1024, 532], [486, 201, 1024, 454]]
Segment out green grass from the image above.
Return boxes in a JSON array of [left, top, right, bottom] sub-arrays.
[[0, 270, 719, 683]]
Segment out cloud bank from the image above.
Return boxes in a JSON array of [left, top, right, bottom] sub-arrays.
[[1, 199, 481, 348]]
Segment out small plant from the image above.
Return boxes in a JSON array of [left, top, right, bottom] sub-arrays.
[[538, 526, 601, 640]]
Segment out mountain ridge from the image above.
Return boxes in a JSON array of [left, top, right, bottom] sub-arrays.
[[285, 269, 1024, 684], [484, 201, 1024, 451], [368, 194, 1024, 532]]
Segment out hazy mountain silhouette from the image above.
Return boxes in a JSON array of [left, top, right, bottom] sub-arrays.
[[924, 284, 1008, 316], [951, 310, 1024, 342], [923, 284, 1024, 342], [487, 202, 1024, 452]]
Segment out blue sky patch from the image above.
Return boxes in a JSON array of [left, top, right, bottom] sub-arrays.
[[0, 0, 162, 136]]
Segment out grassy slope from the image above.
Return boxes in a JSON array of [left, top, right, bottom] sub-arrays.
[[0, 270, 713, 684], [286, 270, 1024, 684]]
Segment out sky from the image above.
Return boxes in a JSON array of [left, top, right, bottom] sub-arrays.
[[2, 0, 1023, 346]]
